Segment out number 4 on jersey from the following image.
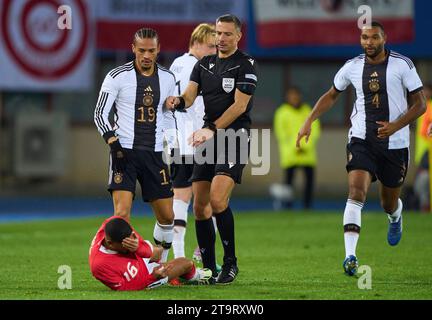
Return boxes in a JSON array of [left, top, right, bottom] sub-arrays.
[[372, 93, 379, 108]]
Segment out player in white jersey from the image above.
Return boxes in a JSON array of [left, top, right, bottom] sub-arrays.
[[94, 28, 177, 263], [168, 24, 218, 264], [297, 22, 426, 276]]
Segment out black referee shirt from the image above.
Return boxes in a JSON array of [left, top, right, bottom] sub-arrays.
[[189, 49, 258, 130]]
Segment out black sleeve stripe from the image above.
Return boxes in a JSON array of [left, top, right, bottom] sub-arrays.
[[157, 64, 175, 75], [409, 86, 423, 94], [157, 65, 176, 82], [111, 65, 134, 78], [346, 54, 364, 64], [390, 53, 414, 69], [108, 66, 124, 77], [390, 52, 414, 68], [108, 62, 134, 77], [94, 92, 107, 129], [96, 95, 109, 133], [95, 92, 110, 133]]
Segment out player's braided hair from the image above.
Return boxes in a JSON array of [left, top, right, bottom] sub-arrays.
[[134, 27, 159, 44]]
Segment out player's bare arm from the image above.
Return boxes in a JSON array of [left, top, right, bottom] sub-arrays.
[[188, 89, 251, 147], [165, 81, 199, 110], [151, 264, 171, 279], [296, 86, 340, 148], [149, 245, 163, 262], [377, 90, 427, 139], [215, 89, 251, 129]]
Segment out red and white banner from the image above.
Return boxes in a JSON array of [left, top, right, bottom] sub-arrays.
[[96, 0, 247, 51], [254, 0, 414, 47], [0, 0, 95, 91]]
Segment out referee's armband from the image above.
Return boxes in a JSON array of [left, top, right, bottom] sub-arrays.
[[237, 72, 258, 96], [237, 82, 256, 95]]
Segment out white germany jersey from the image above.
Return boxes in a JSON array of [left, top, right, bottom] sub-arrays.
[[169, 53, 205, 155], [94, 61, 176, 152], [334, 50, 423, 149]]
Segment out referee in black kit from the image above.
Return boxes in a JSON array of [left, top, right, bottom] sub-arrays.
[[166, 14, 258, 284]]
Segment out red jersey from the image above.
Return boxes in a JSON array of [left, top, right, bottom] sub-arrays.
[[89, 216, 159, 291]]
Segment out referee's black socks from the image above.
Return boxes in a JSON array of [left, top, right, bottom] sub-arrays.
[[195, 218, 217, 276], [215, 206, 236, 265]]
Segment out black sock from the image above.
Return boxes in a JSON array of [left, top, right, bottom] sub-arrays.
[[195, 218, 217, 276], [215, 206, 236, 265]]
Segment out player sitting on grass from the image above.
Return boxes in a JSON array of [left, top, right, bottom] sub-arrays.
[[89, 216, 212, 290]]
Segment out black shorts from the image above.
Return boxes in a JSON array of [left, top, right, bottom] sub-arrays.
[[170, 155, 194, 189], [346, 137, 409, 188], [191, 129, 250, 184], [108, 149, 173, 202]]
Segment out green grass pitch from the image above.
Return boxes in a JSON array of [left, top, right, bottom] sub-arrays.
[[1, 211, 431, 300]]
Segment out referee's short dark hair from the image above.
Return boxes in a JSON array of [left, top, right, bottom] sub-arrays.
[[216, 14, 242, 32], [105, 218, 132, 243]]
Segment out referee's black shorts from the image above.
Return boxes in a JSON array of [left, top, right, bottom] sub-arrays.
[[170, 154, 194, 188], [346, 137, 409, 188], [191, 129, 250, 184], [108, 149, 173, 202]]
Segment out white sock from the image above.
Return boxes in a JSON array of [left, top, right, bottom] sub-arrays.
[[343, 199, 363, 258], [173, 199, 189, 222], [153, 222, 174, 263], [188, 268, 199, 282], [344, 233, 359, 258], [387, 198, 402, 223], [172, 199, 190, 258], [173, 226, 186, 258]]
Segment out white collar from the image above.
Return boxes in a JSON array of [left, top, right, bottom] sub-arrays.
[[99, 244, 118, 255]]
